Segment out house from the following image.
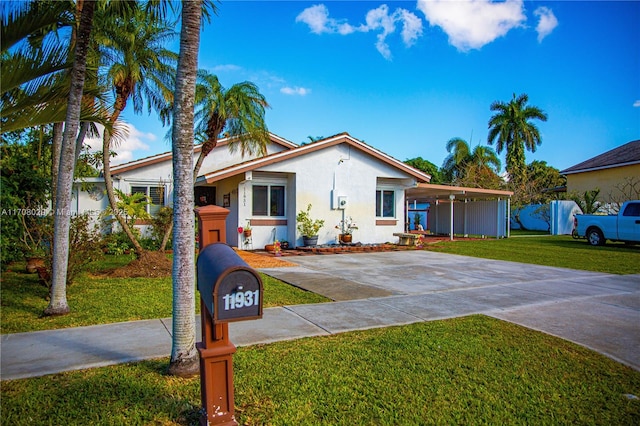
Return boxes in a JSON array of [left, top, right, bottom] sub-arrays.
[[560, 140, 640, 205], [74, 131, 512, 248], [76, 132, 431, 248]]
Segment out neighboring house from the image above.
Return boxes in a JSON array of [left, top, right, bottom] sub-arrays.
[[560, 140, 640, 205], [77, 132, 431, 248]]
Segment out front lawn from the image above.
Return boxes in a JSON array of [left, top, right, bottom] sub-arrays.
[[428, 235, 640, 275], [2, 316, 639, 425], [0, 255, 329, 334]]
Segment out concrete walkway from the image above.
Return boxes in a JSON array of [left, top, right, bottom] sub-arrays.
[[2, 251, 639, 380]]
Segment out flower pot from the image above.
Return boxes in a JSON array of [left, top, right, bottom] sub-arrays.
[[339, 234, 352, 243], [26, 257, 45, 273], [265, 244, 275, 252], [244, 230, 252, 238], [302, 236, 318, 246]]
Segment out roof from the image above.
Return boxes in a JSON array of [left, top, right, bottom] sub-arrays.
[[406, 183, 513, 203], [560, 140, 640, 175], [197, 132, 431, 184], [110, 132, 298, 175]]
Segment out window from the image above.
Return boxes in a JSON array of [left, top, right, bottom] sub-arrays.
[[622, 202, 640, 217], [131, 185, 165, 216], [252, 184, 285, 217], [376, 189, 395, 218]]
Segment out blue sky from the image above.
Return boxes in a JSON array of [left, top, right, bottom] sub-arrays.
[[114, 0, 639, 173]]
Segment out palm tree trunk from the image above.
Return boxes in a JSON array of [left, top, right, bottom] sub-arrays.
[[193, 137, 219, 181], [168, 0, 202, 377], [45, 0, 95, 316], [50, 122, 64, 202], [102, 106, 145, 258]]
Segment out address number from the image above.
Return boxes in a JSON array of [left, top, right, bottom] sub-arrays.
[[222, 290, 260, 311]]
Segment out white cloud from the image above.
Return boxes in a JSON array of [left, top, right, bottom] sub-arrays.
[[633, 100, 640, 108], [211, 64, 242, 73], [296, 4, 423, 60], [534, 6, 558, 42], [417, 0, 526, 51], [85, 123, 155, 165], [281, 86, 311, 96], [295, 4, 355, 35]]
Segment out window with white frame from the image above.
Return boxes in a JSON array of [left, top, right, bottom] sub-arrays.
[[376, 189, 395, 218], [252, 184, 285, 217], [131, 185, 165, 216]]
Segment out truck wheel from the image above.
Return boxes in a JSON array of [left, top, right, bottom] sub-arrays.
[[587, 228, 605, 246]]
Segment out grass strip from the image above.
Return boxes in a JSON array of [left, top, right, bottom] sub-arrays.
[[2, 316, 638, 425], [1, 256, 328, 334], [428, 235, 640, 275]]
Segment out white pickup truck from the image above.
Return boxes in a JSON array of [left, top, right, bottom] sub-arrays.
[[575, 200, 640, 246]]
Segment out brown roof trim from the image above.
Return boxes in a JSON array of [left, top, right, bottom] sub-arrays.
[[560, 140, 640, 175], [407, 183, 513, 201], [110, 132, 298, 175], [200, 132, 431, 184]]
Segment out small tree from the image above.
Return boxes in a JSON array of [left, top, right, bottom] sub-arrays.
[[607, 177, 640, 213], [296, 204, 324, 237], [568, 189, 601, 215]]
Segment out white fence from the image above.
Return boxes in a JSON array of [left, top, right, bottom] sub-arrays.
[[512, 200, 582, 235]]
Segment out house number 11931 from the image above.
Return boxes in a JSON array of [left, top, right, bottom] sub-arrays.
[[222, 290, 260, 311]]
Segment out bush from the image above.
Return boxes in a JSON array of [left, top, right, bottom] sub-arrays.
[[39, 213, 104, 290], [102, 232, 135, 255]]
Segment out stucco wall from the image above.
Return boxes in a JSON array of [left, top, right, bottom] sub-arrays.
[[231, 143, 414, 248], [566, 164, 640, 203]]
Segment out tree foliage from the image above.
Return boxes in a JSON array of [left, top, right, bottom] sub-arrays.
[[441, 137, 501, 188], [404, 157, 442, 183], [192, 70, 271, 179], [487, 93, 547, 185]]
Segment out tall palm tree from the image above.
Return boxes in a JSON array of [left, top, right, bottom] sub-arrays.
[[168, 0, 203, 378], [96, 3, 177, 258], [487, 93, 547, 184], [192, 71, 270, 179], [45, 0, 96, 316]]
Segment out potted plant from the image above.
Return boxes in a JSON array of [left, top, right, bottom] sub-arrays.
[[336, 216, 358, 243], [296, 204, 324, 246], [413, 212, 422, 230], [244, 222, 252, 238]]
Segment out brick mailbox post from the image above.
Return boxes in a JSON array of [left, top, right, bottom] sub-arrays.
[[196, 206, 263, 426]]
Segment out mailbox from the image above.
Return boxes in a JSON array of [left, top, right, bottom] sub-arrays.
[[197, 243, 263, 323]]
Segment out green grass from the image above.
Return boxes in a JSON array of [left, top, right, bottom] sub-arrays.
[[3, 316, 639, 425], [0, 256, 329, 334], [428, 235, 640, 275]]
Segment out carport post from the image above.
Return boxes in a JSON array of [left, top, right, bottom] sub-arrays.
[[449, 194, 455, 240], [496, 197, 500, 239], [507, 198, 511, 238]]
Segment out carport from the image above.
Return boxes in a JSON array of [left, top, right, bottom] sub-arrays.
[[405, 183, 514, 240]]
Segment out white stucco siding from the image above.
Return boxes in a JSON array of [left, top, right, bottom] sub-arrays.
[[259, 143, 413, 245]]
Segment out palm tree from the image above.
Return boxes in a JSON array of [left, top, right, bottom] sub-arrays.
[[192, 71, 271, 179], [442, 138, 501, 185], [96, 3, 177, 258], [442, 137, 471, 182], [0, 1, 108, 134], [167, 0, 203, 378], [45, 0, 96, 316], [487, 93, 547, 184]]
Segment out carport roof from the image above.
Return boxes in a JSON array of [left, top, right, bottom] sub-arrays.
[[406, 183, 513, 203]]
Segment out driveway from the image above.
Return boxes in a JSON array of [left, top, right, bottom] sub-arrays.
[[262, 250, 640, 370]]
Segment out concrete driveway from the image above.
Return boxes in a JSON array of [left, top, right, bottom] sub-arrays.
[[263, 250, 640, 370]]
